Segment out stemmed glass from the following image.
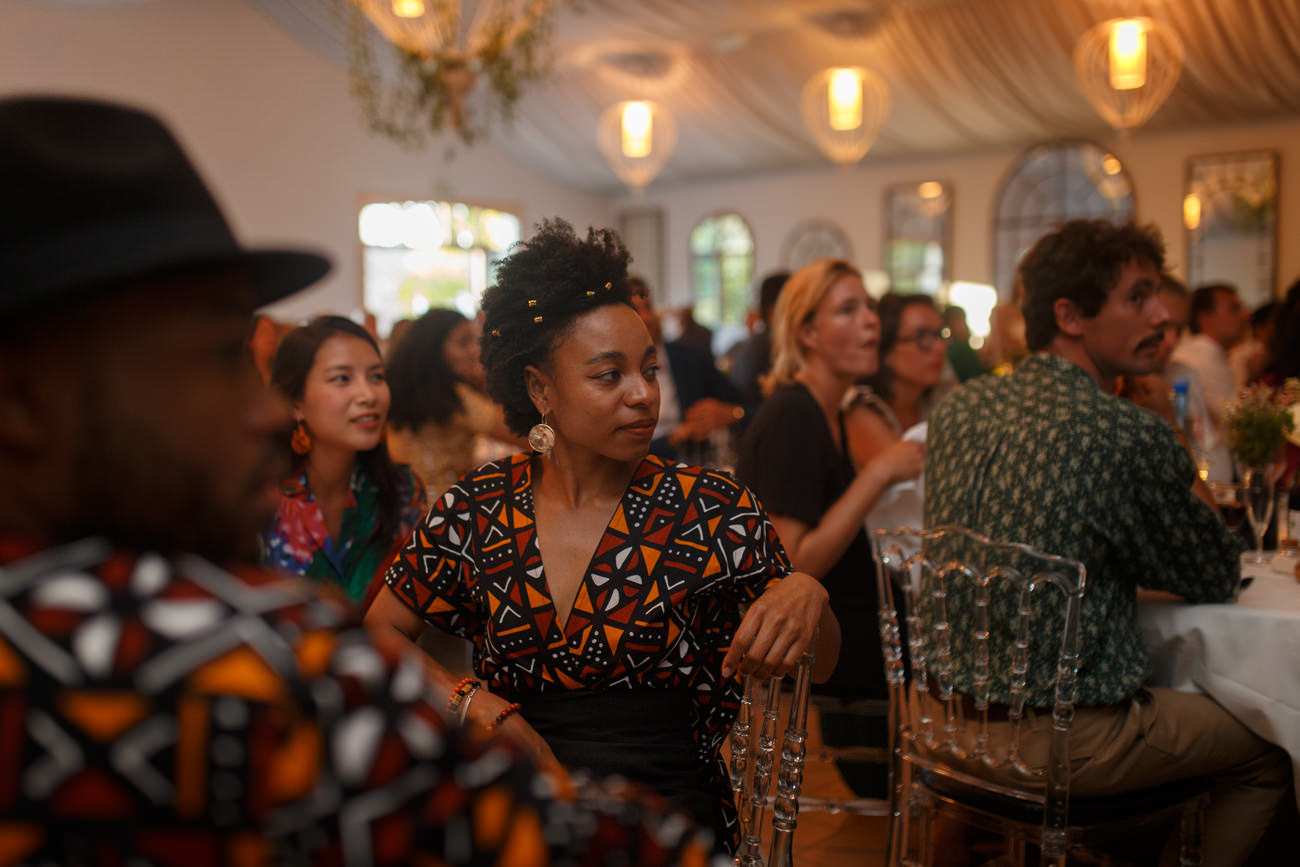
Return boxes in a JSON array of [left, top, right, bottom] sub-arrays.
[[1242, 467, 1275, 564]]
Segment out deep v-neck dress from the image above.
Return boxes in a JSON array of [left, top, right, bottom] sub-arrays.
[[384, 452, 792, 842]]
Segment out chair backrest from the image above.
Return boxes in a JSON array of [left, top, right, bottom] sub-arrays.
[[872, 525, 1087, 857], [728, 645, 816, 867]]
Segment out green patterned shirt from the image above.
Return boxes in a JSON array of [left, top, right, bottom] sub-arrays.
[[923, 353, 1244, 707]]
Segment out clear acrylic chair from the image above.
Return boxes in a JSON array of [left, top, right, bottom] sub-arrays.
[[728, 645, 816, 867], [873, 525, 1208, 867]]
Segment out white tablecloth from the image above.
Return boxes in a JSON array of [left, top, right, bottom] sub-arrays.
[[1138, 559, 1300, 808]]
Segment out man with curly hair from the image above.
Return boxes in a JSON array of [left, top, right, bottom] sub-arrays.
[[924, 219, 1289, 865]]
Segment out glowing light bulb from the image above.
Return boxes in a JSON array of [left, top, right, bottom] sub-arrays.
[[828, 68, 862, 131], [1183, 193, 1202, 230], [918, 181, 944, 199], [621, 102, 653, 159], [392, 0, 425, 18], [1109, 19, 1147, 90]]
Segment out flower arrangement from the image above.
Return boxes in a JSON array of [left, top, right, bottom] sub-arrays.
[[1224, 379, 1300, 467]]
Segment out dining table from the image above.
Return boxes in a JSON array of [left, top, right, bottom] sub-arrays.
[[1138, 556, 1300, 809]]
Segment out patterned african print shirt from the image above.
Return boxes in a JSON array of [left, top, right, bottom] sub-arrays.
[[262, 464, 425, 604], [383, 454, 791, 825], [0, 537, 720, 866], [924, 353, 1244, 707]]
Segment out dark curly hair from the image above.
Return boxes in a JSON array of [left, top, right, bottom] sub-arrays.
[[270, 315, 407, 547], [480, 219, 634, 436], [1019, 219, 1165, 352], [862, 292, 938, 402], [386, 308, 469, 431]]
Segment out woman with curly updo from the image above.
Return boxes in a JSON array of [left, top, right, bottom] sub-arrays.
[[367, 219, 838, 851]]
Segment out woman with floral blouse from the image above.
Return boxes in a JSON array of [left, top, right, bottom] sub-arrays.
[[262, 315, 425, 605]]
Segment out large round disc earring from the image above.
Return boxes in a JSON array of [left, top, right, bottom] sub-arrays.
[[528, 413, 555, 453]]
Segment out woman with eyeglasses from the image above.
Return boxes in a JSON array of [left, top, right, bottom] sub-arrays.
[[736, 261, 923, 798], [844, 292, 950, 466]]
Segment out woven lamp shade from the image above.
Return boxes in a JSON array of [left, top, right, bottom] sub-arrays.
[[800, 66, 890, 166], [1073, 17, 1184, 132], [597, 100, 678, 192]]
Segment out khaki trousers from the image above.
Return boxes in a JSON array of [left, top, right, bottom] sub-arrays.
[[920, 687, 1291, 866]]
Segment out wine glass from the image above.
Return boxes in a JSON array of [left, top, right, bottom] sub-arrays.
[[1242, 467, 1275, 565], [1210, 482, 1246, 535]]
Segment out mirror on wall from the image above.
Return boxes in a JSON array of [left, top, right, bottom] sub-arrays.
[[884, 180, 951, 295], [993, 141, 1134, 299], [1185, 150, 1278, 307]]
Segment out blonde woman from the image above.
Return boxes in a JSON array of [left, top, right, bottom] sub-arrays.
[[736, 258, 922, 795]]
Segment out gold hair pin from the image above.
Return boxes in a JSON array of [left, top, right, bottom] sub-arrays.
[[586, 290, 595, 296], [604, 282, 612, 290], [528, 299, 537, 307], [533, 315, 543, 324], [490, 328, 501, 337]]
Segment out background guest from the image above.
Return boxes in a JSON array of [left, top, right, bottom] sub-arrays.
[[847, 292, 949, 444], [263, 315, 425, 605], [1232, 300, 1280, 388], [386, 307, 524, 497], [1172, 282, 1250, 445], [730, 270, 791, 411], [844, 292, 949, 531], [737, 258, 923, 797], [627, 276, 746, 462], [943, 304, 988, 383]]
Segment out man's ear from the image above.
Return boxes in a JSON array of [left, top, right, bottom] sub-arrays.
[[1053, 297, 1087, 338], [523, 364, 550, 417]]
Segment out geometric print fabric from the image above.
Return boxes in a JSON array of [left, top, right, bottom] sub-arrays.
[[0, 536, 717, 866], [384, 453, 792, 838]]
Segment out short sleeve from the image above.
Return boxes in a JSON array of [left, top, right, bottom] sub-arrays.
[[712, 472, 793, 601], [383, 481, 484, 638]]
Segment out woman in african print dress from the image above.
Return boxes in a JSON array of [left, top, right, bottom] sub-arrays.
[[366, 220, 839, 851]]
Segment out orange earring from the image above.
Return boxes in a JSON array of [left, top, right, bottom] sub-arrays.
[[290, 420, 312, 456]]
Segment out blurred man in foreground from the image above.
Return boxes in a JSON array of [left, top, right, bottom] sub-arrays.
[[0, 95, 715, 865]]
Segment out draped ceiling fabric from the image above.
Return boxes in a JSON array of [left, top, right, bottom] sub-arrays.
[[247, 0, 1300, 194]]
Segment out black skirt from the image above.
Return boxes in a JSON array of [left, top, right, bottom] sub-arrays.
[[517, 687, 731, 851]]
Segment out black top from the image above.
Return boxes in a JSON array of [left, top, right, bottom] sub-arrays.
[[736, 381, 886, 700]]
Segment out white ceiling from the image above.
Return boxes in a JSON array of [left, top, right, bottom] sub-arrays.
[[249, 0, 1300, 194]]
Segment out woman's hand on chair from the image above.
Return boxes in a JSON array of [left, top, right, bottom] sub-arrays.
[[723, 572, 829, 681]]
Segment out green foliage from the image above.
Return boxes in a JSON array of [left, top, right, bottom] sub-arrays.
[[1225, 380, 1298, 467], [345, 0, 563, 147]]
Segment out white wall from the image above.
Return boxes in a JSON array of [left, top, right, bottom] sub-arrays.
[[620, 118, 1300, 308], [0, 0, 614, 321]]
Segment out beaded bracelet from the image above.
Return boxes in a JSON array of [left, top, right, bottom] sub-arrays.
[[490, 702, 523, 730], [447, 677, 480, 715]]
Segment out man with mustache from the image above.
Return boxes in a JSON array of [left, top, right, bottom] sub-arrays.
[[0, 96, 715, 865], [923, 220, 1289, 865]]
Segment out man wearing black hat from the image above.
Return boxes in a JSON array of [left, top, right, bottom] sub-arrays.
[[0, 96, 716, 865]]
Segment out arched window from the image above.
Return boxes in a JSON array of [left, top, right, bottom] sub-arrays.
[[690, 212, 754, 352], [993, 142, 1135, 298], [358, 198, 521, 337]]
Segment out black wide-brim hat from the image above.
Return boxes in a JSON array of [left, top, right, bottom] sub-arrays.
[[0, 95, 330, 318]]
